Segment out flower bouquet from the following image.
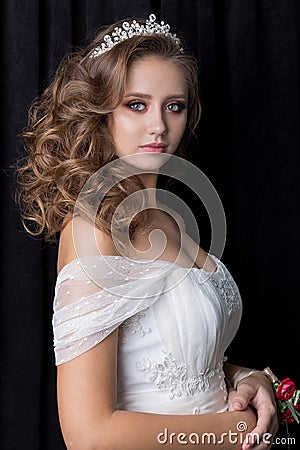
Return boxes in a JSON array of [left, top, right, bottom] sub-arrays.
[[264, 367, 300, 425]]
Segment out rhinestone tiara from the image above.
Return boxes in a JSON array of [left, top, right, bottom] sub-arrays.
[[90, 14, 183, 58]]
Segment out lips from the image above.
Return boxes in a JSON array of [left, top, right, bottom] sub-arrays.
[[140, 143, 167, 153]]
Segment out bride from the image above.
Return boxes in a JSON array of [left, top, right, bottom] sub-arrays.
[[17, 14, 277, 450]]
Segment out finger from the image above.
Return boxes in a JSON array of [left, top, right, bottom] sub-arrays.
[[242, 430, 274, 450], [231, 383, 255, 410], [227, 388, 238, 412], [251, 402, 278, 437], [242, 414, 278, 450], [232, 398, 247, 410], [243, 429, 272, 450]]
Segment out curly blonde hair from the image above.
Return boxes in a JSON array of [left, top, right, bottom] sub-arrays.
[[16, 17, 201, 241]]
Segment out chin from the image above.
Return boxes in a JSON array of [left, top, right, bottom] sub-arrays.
[[121, 152, 171, 172]]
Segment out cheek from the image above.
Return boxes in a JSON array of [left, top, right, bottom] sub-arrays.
[[174, 115, 187, 141], [113, 113, 140, 142], [111, 113, 142, 157]]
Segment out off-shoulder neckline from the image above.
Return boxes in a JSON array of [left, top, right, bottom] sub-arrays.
[[57, 253, 221, 278]]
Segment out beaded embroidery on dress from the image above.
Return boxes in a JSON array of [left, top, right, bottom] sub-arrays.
[[118, 309, 151, 344], [53, 253, 242, 415], [135, 351, 225, 399]]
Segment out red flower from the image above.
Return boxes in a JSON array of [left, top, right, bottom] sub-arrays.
[[276, 378, 296, 401], [280, 408, 294, 425]]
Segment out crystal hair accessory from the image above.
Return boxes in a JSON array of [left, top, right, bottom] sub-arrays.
[[90, 14, 183, 58]]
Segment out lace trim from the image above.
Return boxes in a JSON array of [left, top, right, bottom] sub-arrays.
[[136, 350, 225, 399], [209, 267, 241, 316], [119, 309, 151, 344]]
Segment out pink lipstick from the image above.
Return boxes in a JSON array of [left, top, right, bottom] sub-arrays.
[[140, 142, 167, 153]]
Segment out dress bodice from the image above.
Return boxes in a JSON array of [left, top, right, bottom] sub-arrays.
[[52, 254, 242, 415]]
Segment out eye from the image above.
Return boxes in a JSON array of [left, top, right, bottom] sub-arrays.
[[126, 101, 146, 111], [166, 102, 186, 113]]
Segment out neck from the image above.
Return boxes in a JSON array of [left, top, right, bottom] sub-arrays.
[[139, 173, 158, 208]]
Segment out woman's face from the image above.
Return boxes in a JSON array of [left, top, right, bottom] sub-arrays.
[[110, 56, 188, 170]]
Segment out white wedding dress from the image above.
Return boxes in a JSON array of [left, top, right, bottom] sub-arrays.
[[52, 254, 242, 415]]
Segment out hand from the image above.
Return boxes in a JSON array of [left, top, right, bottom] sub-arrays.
[[230, 372, 278, 450]]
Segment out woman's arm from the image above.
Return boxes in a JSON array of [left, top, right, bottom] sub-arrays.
[[224, 362, 278, 450], [57, 331, 257, 450]]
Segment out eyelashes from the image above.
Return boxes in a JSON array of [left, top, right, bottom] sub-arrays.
[[166, 103, 186, 113], [125, 101, 187, 113], [126, 101, 146, 111]]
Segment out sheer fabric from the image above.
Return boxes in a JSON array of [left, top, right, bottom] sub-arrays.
[[53, 254, 242, 414]]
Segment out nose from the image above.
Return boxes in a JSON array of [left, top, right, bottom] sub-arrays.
[[147, 106, 167, 136]]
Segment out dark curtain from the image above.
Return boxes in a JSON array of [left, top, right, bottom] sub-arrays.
[[1, 1, 299, 449]]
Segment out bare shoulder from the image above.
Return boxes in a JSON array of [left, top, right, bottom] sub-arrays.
[[157, 202, 186, 233], [57, 216, 118, 274]]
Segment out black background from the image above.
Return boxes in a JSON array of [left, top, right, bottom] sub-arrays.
[[1, 1, 299, 449]]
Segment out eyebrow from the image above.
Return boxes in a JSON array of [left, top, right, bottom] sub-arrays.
[[124, 92, 187, 100]]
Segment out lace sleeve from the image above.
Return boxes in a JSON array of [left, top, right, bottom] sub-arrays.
[[52, 256, 170, 365]]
